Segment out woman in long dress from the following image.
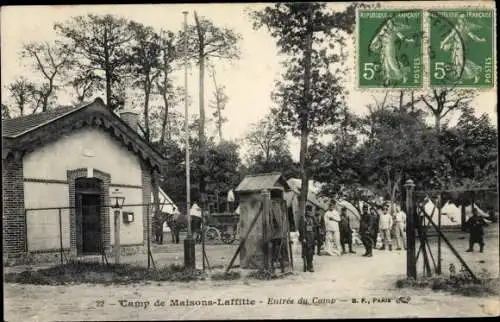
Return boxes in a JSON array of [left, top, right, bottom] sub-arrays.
[[369, 19, 415, 86], [440, 14, 486, 83]]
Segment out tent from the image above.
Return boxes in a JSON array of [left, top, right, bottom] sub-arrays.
[[151, 188, 180, 232], [422, 199, 457, 226], [336, 199, 361, 230], [441, 201, 491, 224]]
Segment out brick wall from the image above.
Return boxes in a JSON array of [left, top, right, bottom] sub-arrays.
[[2, 155, 26, 256], [141, 162, 153, 245]]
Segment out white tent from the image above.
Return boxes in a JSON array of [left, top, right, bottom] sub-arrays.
[[151, 188, 180, 232], [441, 201, 491, 224], [336, 199, 361, 230], [421, 199, 457, 226]]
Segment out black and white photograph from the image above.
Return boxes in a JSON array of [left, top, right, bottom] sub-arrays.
[[1, 1, 498, 320]]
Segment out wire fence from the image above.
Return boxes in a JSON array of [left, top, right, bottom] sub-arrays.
[[410, 188, 498, 281]]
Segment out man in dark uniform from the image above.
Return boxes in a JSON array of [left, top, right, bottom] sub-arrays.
[[339, 207, 356, 254], [370, 206, 381, 249], [465, 208, 488, 253], [359, 205, 374, 257], [315, 208, 326, 256], [299, 205, 318, 272]]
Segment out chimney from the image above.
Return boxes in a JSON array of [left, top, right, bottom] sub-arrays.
[[120, 110, 139, 132]]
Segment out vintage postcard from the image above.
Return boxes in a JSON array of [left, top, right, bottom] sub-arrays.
[[2, 1, 498, 321]]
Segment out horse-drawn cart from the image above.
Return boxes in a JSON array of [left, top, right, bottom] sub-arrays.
[[204, 212, 240, 244]]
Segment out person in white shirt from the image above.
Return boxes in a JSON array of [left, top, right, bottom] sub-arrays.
[[378, 205, 393, 251], [393, 205, 407, 250], [323, 200, 341, 256]]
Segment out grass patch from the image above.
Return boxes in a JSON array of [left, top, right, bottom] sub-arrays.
[[4, 261, 206, 285], [396, 273, 500, 297], [246, 269, 284, 280], [210, 271, 241, 281]]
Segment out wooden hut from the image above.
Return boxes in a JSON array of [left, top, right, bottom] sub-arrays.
[[235, 173, 292, 270]]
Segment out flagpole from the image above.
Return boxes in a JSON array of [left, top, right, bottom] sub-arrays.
[[183, 10, 195, 269]]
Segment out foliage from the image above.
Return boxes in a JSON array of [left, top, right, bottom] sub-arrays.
[[6, 77, 40, 116], [251, 2, 357, 222], [54, 14, 134, 110], [210, 271, 241, 281], [21, 41, 73, 112], [3, 262, 206, 285], [157, 139, 242, 210], [209, 66, 229, 142]]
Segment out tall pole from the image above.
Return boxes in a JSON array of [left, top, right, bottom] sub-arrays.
[[183, 10, 196, 269], [405, 179, 416, 279]]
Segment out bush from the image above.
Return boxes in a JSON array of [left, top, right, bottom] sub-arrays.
[[395, 275, 500, 297], [246, 269, 282, 280], [4, 262, 207, 285], [211, 271, 241, 281]]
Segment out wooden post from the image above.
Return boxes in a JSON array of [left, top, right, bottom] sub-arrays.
[[437, 193, 442, 274], [405, 179, 416, 279], [59, 208, 63, 265], [262, 190, 271, 270], [114, 210, 121, 264]]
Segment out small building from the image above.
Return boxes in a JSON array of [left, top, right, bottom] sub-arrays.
[[2, 98, 165, 262], [235, 172, 291, 269]]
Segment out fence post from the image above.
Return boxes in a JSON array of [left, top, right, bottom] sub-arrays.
[[59, 208, 63, 265], [437, 193, 442, 274], [262, 190, 271, 270], [405, 179, 416, 279], [114, 210, 121, 264]]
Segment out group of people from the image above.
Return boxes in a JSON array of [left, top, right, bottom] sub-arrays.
[[298, 200, 408, 272]]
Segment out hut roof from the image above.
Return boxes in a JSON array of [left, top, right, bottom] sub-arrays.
[[235, 172, 290, 193]]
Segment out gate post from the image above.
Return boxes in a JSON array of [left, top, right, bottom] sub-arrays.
[[404, 179, 416, 279]]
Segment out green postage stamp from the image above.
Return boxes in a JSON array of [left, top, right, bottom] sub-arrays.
[[429, 9, 495, 88], [357, 10, 424, 89]]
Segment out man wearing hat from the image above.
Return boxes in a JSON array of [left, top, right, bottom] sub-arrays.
[[359, 204, 374, 257], [299, 205, 319, 272]]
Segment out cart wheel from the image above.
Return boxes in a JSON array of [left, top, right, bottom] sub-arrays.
[[205, 227, 219, 241]]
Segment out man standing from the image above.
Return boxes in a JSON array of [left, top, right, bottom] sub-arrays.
[[370, 206, 381, 249], [359, 205, 374, 257], [299, 205, 319, 272], [393, 205, 407, 250], [324, 200, 341, 256], [378, 205, 393, 251], [465, 208, 488, 253], [315, 208, 326, 256], [339, 207, 356, 254]]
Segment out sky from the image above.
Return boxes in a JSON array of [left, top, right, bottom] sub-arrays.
[[1, 2, 497, 161]]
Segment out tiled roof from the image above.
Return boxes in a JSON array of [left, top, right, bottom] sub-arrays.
[[2, 102, 91, 138], [235, 172, 290, 192]]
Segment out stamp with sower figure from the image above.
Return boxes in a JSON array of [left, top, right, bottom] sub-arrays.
[[357, 9, 424, 89], [429, 9, 495, 88]]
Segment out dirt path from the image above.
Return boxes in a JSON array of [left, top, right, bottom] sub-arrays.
[[4, 247, 498, 321]]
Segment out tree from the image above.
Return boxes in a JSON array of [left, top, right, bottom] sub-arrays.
[[252, 2, 357, 220], [128, 22, 163, 142], [245, 113, 289, 164], [156, 30, 179, 145], [7, 77, 40, 116], [1, 104, 11, 120], [421, 88, 476, 132], [209, 66, 228, 142], [182, 12, 241, 207], [21, 41, 72, 112], [55, 14, 134, 110], [69, 69, 102, 103]]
